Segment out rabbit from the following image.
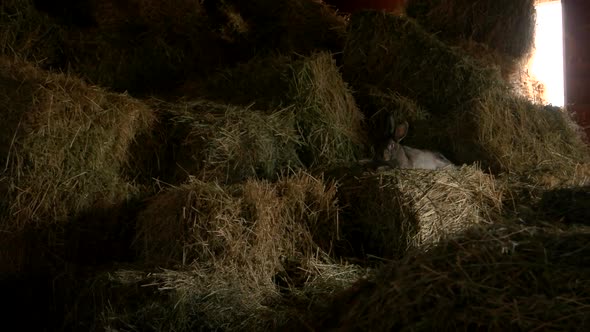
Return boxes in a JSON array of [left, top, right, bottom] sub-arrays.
[[373, 115, 454, 170]]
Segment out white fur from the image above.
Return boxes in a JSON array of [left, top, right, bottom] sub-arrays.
[[399, 146, 454, 170]]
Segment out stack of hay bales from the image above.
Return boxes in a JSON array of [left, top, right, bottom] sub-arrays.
[[126, 171, 360, 330], [301, 223, 590, 331], [406, 0, 536, 84], [1, 0, 589, 331], [0, 56, 154, 272], [343, 11, 590, 180], [406, 0, 536, 59], [142, 99, 302, 185], [0, 0, 68, 65], [1, 0, 347, 96], [186, 52, 367, 168]]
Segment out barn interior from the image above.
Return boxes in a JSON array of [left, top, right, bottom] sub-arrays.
[[1, 0, 589, 331]]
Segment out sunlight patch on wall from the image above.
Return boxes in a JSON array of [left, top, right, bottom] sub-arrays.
[[528, 1, 564, 106]]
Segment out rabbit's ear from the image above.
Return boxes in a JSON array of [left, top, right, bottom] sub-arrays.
[[394, 121, 409, 142], [385, 113, 396, 137]]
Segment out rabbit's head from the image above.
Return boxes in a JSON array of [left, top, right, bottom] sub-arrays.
[[375, 114, 409, 164]]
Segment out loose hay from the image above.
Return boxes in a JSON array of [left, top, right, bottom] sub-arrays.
[[406, 0, 536, 59], [330, 165, 503, 260], [0, 56, 155, 228], [306, 223, 590, 331], [74, 260, 366, 331], [132, 172, 356, 330]]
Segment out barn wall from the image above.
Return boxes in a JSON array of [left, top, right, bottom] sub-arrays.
[[563, 0, 590, 141]]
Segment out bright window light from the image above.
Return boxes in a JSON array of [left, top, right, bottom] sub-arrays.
[[528, 1, 565, 106]]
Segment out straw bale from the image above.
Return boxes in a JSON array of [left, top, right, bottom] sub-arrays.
[[1, 0, 241, 95], [222, 0, 347, 57], [331, 165, 503, 260], [0, 56, 155, 229], [0, 0, 68, 64], [132, 172, 353, 329], [306, 223, 590, 331], [134, 171, 339, 266], [406, 0, 536, 59], [186, 52, 367, 168], [150, 99, 302, 185], [445, 95, 590, 174], [499, 163, 590, 229], [72, 259, 365, 331], [343, 11, 506, 117]]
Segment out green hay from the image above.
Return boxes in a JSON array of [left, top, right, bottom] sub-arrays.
[[406, 0, 536, 59], [185, 52, 367, 168], [538, 185, 590, 226], [182, 53, 294, 109], [329, 165, 503, 261], [305, 223, 590, 331], [64, 0, 234, 95], [1, 0, 240, 96], [0, 0, 68, 65], [0, 56, 155, 230], [69, 259, 365, 332], [343, 11, 505, 117], [451, 96, 590, 174], [290, 52, 367, 167], [152, 99, 303, 184]]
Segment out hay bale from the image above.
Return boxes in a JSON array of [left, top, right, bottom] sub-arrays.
[[306, 223, 590, 331], [183, 53, 294, 109], [133, 172, 354, 329], [445, 95, 590, 174], [344, 12, 590, 175], [71, 259, 365, 331], [186, 52, 367, 168], [498, 163, 590, 229], [343, 11, 505, 117], [0, 0, 68, 64], [330, 165, 503, 260], [223, 0, 347, 57], [63, 0, 238, 95], [148, 99, 302, 184], [0, 56, 155, 228], [406, 0, 536, 59], [1, 0, 241, 95], [538, 185, 590, 226]]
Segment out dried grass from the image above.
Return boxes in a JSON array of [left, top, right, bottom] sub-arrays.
[[343, 11, 590, 176], [154, 99, 302, 184], [185, 52, 367, 168], [329, 165, 503, 260], [406, 0, 536, 59], [305, 223, 590, 331], [130, 171, 359, 330], [0, 56, 154, 229]]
